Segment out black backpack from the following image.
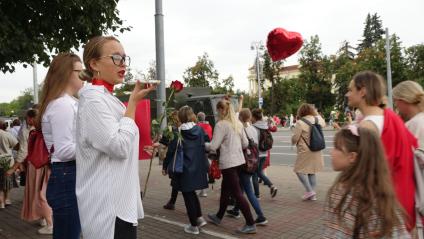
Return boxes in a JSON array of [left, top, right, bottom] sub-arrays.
[[300, 117, 325, 152], [255, 126, 273, 151]]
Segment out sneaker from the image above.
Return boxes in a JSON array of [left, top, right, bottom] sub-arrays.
[[256, 195, 261, 200], [302, 191, 316, 201], [258, 178, 263, 184], [255, 217, 268, 226], [163, 203, 175, 210], [197, 217, 207, 227], [39, 219, 47, 227], [226, 209, 241, 219], [5, 199, 12, 205], [184, 224, 199, 235], [38, 225, 53, 235], [207, 214, 221, 225], [270, 186, 278, 198], [198, 190, 208, 197], [310, 195, 317, 201], [238, 224, 257, 234], [0, 202, 5, 209]]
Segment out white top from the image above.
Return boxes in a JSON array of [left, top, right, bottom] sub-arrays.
[[76, 84, 143, 239], [406, 112, 424, 151], [8, 126, 20, 139], [41, 94, 78, 163], [362, 115, 384, 135], [15, 124, 33, 163]]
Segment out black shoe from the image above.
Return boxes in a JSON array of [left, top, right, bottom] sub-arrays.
[[163, 203, 175, 210], [226, 209, 241, 219], [207, 214, 221, 225], [255, 216, 268, 226], [270, 186, 278, 198], [258, 178, 263, 184]]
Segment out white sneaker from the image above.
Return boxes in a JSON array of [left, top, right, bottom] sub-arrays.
[[39, 219, 47, 227], [38, 225, 53, 235], [197, 217, 207, 227], [5, 199, 12, 205], [0, 202, 5, 209], [198, 190, 207, 197], [184, 224, 199, 235]]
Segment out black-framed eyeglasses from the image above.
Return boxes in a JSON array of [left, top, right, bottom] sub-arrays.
[[98, 54, 131, 67]]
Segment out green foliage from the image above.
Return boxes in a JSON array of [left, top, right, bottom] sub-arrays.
[[405, 44, 424, 82], [211, 75, 235, 94], [298, 35, 335, 112], [183, 53, 219, 87], [262, 77, 303, 116], [358, 13, 385, 51], [0, 88, 34, 116], [0, 0, 130, 73], [261, 51, 283, 115]]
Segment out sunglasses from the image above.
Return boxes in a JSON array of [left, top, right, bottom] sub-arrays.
[[98, 54, 131, 67]]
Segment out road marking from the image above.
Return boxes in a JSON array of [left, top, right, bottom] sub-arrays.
[[273, 145, 334, 149], [271, 152, 331, 157], [144, 214, 239, 239]]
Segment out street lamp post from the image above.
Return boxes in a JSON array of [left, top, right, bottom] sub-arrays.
[[251, 41, 263, 109], [155, 0, 166, 127]]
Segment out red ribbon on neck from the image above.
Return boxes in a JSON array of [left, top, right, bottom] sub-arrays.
[[92, 78, 114, 93]]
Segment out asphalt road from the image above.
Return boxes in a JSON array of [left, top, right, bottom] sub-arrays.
[[270, 128, 335, 169]]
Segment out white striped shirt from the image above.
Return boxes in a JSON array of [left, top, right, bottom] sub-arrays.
[[76, 84, 144, 239]]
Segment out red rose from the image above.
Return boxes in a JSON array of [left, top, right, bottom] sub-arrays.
[[170, 80, 184, 92]]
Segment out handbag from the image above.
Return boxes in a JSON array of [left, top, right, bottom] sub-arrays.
[[242, 128, 259, 174], [167, 138, 184, 174]]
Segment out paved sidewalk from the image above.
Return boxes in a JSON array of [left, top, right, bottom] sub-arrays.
[[0, 161, 338, 239]]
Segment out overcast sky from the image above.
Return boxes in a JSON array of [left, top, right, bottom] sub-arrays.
[[1, 0, 423, 103]]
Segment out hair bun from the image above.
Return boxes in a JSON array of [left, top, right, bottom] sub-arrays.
[[79, 69, 93, 82]]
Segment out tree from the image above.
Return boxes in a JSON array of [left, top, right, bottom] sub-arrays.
[[262, 51, 283, 115], [182, 53, 219, 87], [298, 35, 335, 112], [405, 44, 424, 85], [211, 75, 235, 94], [263, 77, 304, 116], [0, 0, 130, 73], [358, 13, 385, 51]]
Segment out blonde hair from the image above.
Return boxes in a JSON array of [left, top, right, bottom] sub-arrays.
[[79, 36, 120, 82], [393, 80, 424, 111], [216, 100, 242, 133]]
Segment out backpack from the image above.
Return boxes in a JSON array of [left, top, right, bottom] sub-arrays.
[[255, 126, 273, 151], [242, 128, 259, 174], [300, 117, 325, 152], [26, 129, 53, 169]]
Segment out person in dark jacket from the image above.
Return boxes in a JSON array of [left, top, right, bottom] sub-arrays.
[[163, 106, 210, 235], [162, 111, 180, 210]]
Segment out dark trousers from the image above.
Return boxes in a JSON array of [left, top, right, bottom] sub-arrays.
[[252, 156, 273, 196], [168, 187, 178, 205], [182, 191, 202, 226], [46, 161, 81, 239], [216, 166, 254, 226], [114, 217, 137, 239]]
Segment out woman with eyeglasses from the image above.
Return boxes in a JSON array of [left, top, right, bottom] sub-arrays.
[[76, 36, 156, 239]]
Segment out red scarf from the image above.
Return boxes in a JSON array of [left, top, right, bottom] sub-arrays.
[[92, 78, 114, 93]]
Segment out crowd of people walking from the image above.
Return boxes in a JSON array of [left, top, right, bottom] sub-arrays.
[[0, 35, 423, 239]]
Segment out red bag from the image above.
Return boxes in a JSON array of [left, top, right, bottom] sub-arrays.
[[26, 129, 53, 169], [209, 160, 221, 180]]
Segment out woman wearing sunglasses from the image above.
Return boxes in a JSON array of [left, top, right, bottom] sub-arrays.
[[76, 36, 156, 239]]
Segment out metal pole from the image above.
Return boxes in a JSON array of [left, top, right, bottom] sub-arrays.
[[32, 61, 39, 104], [385, 27, 393, 109], [155, 0, 167, 126], [255, 46, 262, 109]]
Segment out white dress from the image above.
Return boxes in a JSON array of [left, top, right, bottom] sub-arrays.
[[75, 84, 144, 239]]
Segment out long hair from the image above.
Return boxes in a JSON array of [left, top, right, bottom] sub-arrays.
[[393, 80, 424, 112], [297, 103, 317, 118], [79, 36, 120, 82], [36, 53, 81, 129], [216, 99, 242, 133], [328, 127, 404, 237]]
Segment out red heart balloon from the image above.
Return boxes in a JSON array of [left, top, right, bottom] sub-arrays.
[[266, 28, 303, 61]]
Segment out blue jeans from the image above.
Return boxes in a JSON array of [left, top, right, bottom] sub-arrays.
[[233, 171, 265, 218], [252, 156, 273, 197], [46, 161, 81, 239]]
